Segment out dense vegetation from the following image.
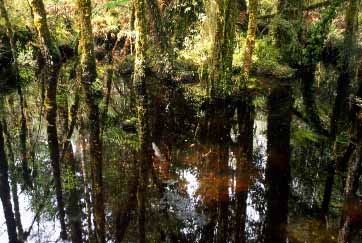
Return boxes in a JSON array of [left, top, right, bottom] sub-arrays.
[[0, 0, 362, 242]]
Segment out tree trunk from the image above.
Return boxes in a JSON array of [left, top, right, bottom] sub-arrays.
[[2, 119, 24, 241], [234, 0, 257, 242], [263, 0, 300, 241], [18, 88, 32, 189], [134, 0, 152, 241], [80, 120, 95, 243], [29, 0, 67, 239], [0, 0, 32, 190], [77, 0, 105, 242], [0, 101, 20, 243], [264, 84, 292, 243], [337, 148, 362, 243], [321, 0, 358, 222], [59, 95, 83, 243], [337, 67, 362, 243], [208, 0, 239, 98], [204, 0, 239, 241], [114, 159, 139, 242]]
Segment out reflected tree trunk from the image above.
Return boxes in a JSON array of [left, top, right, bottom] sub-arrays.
[[114, 158, 139, 242], [0, 100, 20, 243], [77, 0, 105, 242], [80, 120, 95, 243], [264, 1, 295, 242], [337, 72, 362, 243], [134, 0, 152, 241], [2, 119, 24, 241], [59, 93, 83, 243], [234, 0, 257, 242], [29, 0, 67, 239], [0, 0, 32, 190], [0, 1, 25, 239], [321, 0, 358, 223], [264, 84, 292, 243], [205, 0, 239, 241], [338, 148, 362, 243], [18, 88, 32, 189]]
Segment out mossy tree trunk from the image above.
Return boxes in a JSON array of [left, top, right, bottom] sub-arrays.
[[134, 0, 153, 241], [205, 0, 239, 241], [0, 0, 32, 190], [234, 0, 257, 242], [77, 0, 105, 242], [79, 120, 96, 242], [208, 0, 239, 98], [0, 99, 20, 243], [59, 92, 83, 243], [2, 118, 24, 241], [29, 0, 67, 239]]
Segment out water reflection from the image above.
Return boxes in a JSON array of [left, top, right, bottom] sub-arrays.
[[0, 112, 340, 243]]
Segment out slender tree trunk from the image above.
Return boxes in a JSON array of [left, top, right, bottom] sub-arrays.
[[0, 100, 20, 243], [337, 148, 362, 243], [0, 0, 32, 190], [114, 159, 139, 242], [59, 95, 83, 243], [80, 121, 95, 243], [77, 0, 105, 242], [18, 88, 32, 189], [134, 0, 152, 239], [321, 0, 358, 222], [234, 0, 257, 242], [29, 0, 67, 239], [2, 119, 24, 240]]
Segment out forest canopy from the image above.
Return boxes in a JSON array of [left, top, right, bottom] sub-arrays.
[[0, 0, 362, 243]]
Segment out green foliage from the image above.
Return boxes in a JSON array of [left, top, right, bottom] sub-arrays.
[[293, 127, 320, 149], [302, 0, 343, 65], [93, 0, 130, 13], [253, 37, 294, 78], [270, 16, 301, 64], [103, 126, 139, 148], [336, 132, 349, 145], [63, 166, 77, 191]]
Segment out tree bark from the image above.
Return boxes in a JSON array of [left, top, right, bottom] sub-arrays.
[[2, 119, 24, 241], [59, 95, 83, 243], [77, 0, 105, 242], [134, 0, 152, 241], [234, 0, 257, 242], [0, 0, 32, 190], [80, 120, 95, 243], [114, 159, 139, 242], [29, 0, 67, 239], [0, 100, 20, 243], [205, 0, 239, 241]]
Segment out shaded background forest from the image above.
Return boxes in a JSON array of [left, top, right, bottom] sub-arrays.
[[0, 0, 362, 242]]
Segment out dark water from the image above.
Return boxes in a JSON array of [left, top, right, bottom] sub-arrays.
[[0, 84, 342, 243]]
